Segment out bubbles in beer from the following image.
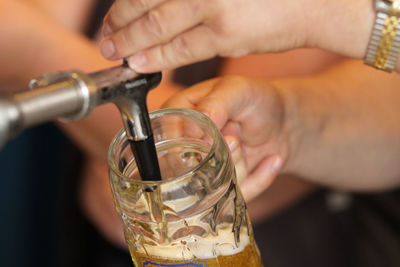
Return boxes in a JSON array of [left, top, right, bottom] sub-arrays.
[[118, 141, 262, 266]]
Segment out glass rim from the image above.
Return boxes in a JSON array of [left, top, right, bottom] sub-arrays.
[[107, 108, 220, 186]]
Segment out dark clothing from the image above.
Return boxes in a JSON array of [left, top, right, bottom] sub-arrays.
[[0, 124, 84, 267], [353, 191, 400, 267]]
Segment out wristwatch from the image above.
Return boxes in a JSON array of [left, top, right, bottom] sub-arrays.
[[364, 0, 400, 72]]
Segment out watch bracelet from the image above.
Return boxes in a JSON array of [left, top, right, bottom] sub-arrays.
[[365, 10, 400, 72]]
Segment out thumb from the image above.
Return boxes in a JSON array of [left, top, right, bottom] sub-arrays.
[[240, 155, 282, 203]]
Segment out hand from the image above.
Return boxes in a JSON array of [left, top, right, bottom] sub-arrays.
[[100, 0, 374, 73], [100, 0, 309, 72], [163, 76, 289, 202]]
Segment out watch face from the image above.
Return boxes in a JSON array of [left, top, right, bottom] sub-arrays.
[[381, 0, 400, 12], [383, 0, 393, 4]]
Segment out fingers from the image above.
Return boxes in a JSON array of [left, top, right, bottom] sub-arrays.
[[225, 135, 248, 185], [164, 76, 253, 130], [194, 77, 252, 129], [162, 78, 219, 109], [240, 155, 282, 203], [124, 25, 217, 72], [104, 0, 166, 34], [101, 0, 211, 65]]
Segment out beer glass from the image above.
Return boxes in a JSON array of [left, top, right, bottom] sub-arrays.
[[108, 108, 262, 266]]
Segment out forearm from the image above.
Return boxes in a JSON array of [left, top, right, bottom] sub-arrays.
[[0, 1, 113, 90], [25, 0, 94, 31], [277, 60, 400, 191], [0, 1, 179, 160], [305, 0, 373, 59], [305, 0, 400, 73]]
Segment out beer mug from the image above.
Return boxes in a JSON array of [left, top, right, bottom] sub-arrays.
[[108, 108, 263, 266]]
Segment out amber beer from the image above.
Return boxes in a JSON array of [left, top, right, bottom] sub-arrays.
[[132, 239, 262, 267], [108, 109, 263, 267], [128, 223, 262, 267]]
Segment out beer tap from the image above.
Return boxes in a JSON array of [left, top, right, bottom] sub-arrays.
[[0, 62, 162, 181]]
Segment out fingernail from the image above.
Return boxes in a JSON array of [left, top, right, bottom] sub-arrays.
[[128, 53, 147, 71], [268, 156, 282, 175], [226, 137, 239, 152], [100, 39, 116, 58], [102, 23, 113, 36], [201, 111, 210, 118]]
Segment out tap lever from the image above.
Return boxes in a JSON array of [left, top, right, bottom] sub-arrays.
[[89, 64, 162, 181]]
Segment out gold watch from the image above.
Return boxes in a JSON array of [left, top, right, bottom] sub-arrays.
[[365, 0, 400, 72]]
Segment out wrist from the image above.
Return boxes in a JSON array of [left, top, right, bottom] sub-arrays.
[[271, 81, 305, 174], [305, 0, 374, 59]]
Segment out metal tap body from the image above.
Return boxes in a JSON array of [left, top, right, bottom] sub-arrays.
[[0, 65, 162, 148]]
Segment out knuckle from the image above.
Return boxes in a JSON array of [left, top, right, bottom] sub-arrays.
[[217, 75, 252, 94], [157, 44, 172, 68], [131, 0, 149, 10], [108, 8, 121, 28], [171, 35, 196, 61], [220, 75, 247, 87], [108, 3, 131, 29], [145, 9, 166, 41], [117, 28, 135, 54]]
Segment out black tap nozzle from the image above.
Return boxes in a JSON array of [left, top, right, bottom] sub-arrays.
[[90, 63, 162, 181]]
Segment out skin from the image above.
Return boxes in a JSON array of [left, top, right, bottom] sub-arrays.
[[21, 0, 94, 31], [1, 0, 337, 248], [82, 50, 342, 247], [6, 0, 399, 254], [100, 0, 376, 72], [275, 61, 400, 191], [163, 60, 400, 200], [2, 0, 291, 249], [0, 0, 179, 249]]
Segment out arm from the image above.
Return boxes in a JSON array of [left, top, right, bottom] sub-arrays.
[[163, 60, 400, 202], [0, 0, 112, 90], [0, 0, 117, 160], [22, 0, 94, 31], [277, 60, 400, 191], [0, 0, 181, 249], [0, 0, 180, 160]]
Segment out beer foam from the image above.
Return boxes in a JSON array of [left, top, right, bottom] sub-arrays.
[[137, 226, 250, 260]]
